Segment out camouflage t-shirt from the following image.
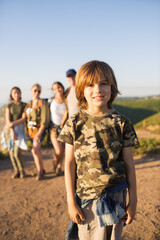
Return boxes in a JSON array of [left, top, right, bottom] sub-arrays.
[[59, 109, 139, 199]]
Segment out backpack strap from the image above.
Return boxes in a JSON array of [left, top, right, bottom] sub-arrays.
[[27, 99, 43, 139]]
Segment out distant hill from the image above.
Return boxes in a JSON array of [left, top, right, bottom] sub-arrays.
[[134, 112, 160, 134], [0, 105, 6, 134], [116, 95, 160, 101], [113, 98, 160, 124], [114, 98, 160, 112], [0, 98, 160, 132]]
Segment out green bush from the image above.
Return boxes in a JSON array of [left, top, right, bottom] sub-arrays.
[[0, 150, 9, 159], [133, 138, 160, 155], [135, 112, 160, 134]]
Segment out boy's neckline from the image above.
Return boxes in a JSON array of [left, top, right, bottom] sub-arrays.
[[84, 108, 114, 117]]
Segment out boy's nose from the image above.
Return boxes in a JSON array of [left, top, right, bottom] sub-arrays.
[[94, 83, 101, 93]]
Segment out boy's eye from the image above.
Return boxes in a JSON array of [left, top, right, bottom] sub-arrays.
[[88, 84, 93, 87], [101, 82, 108, 85]]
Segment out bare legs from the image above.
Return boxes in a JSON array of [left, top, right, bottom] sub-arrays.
[[51, 137, 64, 176], [31, 137, 64, 179], [31, 142, 44, 180]]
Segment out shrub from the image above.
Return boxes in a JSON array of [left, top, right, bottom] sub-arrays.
[[133, 138, 160, 155], [0, 150, 9, 159]]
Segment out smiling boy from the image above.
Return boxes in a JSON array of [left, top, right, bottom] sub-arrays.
[[59, 60, 139, 240]]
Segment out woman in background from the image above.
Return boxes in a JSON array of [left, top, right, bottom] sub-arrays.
[[25, 83, 50, 180], [49, 82, 67, 176], [6, 87, 26, 179]]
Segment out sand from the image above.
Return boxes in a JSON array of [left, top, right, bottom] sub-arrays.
[[0, 148, 160, 240]]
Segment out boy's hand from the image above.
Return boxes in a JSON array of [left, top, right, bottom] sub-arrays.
[[121, 202, 137, 225], [68, 203, 85, 225]]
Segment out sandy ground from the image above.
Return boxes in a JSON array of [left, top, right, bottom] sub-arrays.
[[0, 148, 160, 240], [136, 130, 160, 140]]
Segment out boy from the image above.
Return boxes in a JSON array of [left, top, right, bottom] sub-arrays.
[[59, 61, 138, 240]]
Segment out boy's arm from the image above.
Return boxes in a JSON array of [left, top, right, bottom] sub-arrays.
[[122, 146, 137, 225], [65, 143, 85, 224]]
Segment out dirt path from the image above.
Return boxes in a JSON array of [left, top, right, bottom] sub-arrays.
[[0, 149, 160, 240], [136, 130, 160, 140]]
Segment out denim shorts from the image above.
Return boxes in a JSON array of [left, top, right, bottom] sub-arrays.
[[50, 122, 62, 139]]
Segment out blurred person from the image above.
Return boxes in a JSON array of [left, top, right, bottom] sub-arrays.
[[24, 84, 50, 180], [5, 87, 27, 179], [65, 69, 80, 116], [48, 81, 67, 176]]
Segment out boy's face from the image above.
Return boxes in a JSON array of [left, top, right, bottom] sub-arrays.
[[84, 76, 111, 114], [67, 75, 75, 87]]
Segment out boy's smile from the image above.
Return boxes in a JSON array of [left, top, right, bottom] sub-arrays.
[[84, 77, 111, 114]]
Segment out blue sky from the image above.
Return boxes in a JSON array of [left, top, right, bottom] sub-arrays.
[[0, 0, 160, 105]]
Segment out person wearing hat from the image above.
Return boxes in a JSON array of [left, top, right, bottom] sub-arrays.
[[65, 69, 80, 117]]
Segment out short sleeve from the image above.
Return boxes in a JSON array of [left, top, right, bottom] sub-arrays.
[[58, 118, 74, 145], [7, 103, 12, 111], [22, 102, 27, 112], [123, 118, 139, 147]]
